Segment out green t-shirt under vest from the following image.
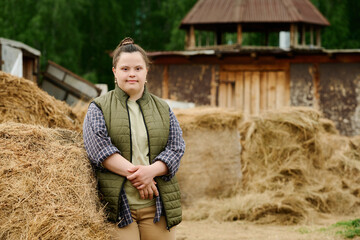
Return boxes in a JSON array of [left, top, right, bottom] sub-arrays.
[[124, 99, 155, 209]]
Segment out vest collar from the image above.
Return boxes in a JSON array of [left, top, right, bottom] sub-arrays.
[[114, 85, 150, 106]]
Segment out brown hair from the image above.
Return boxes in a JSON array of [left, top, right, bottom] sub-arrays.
[[112, 37, 150, 68]]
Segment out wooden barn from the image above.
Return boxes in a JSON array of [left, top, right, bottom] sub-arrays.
[[0, 37, 40, 83], [146, 0, 360, 136]]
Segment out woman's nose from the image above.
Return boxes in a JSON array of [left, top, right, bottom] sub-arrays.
[[129, 70, 135, 77]]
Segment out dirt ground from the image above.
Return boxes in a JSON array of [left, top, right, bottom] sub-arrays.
[[177, 216, 359, 240]]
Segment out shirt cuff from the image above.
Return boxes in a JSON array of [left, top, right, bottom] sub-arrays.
[[96, 145, 120, 169]]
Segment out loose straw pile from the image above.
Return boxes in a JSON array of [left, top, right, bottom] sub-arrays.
[[0, 71, 84, 132]]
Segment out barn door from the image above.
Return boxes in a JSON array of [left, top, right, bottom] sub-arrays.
[[218, 64, 290, 115]]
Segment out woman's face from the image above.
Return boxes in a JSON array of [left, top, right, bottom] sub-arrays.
[[112, 51, 148, 100]]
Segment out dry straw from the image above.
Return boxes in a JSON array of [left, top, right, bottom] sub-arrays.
[[0, 122, 112, 239], [184, 107, 360, 225], [0, 71, 84, 132]]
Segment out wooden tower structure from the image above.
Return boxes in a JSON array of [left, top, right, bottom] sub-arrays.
[[180, 0, 330, 49]]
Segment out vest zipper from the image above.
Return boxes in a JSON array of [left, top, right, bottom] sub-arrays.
[[116, 97, 133, 222], [137, 101, 171, 230]]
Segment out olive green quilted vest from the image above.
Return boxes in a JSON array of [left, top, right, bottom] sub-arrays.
[[93, 86, 182, 229]]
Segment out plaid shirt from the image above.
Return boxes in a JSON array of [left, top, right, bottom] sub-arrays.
[[83, 102, 185, 227]]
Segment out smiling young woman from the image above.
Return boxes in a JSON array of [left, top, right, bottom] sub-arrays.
[[112, 51, 148, 101], [82, 37, 185, 240]]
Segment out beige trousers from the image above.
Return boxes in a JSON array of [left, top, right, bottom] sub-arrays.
[[110, 206, 176, 240]]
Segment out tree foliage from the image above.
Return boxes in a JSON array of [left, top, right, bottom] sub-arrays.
[[0, 0, 358, 88]]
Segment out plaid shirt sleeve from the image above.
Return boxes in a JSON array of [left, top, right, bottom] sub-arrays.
[[83, 102, 120, 168], [154, 108, 185, 181]]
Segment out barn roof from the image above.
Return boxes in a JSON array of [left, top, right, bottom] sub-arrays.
[[180, 0, 330, 29], [0, 37, 41, 57]]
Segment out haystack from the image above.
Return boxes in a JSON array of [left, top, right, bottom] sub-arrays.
[[184, 107, 360, 225], [0, 71, 83, 132], [0, 122, 111, 239], [174, 107, 243, 204]]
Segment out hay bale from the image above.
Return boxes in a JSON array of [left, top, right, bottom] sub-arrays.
[[237, 107, 360, 224], [184, 107, 360, 225], [174, 107, 243, 204], [0, 122, 111, 239], [0, 71, 83, 132]]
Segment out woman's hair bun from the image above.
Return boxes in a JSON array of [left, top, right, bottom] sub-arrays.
[[120, 37, 134, 46]]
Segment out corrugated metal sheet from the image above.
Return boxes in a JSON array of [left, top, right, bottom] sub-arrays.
[[181, 0, 330, 27]]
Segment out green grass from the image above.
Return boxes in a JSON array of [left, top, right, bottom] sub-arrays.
[[333, 219, 360, 239]]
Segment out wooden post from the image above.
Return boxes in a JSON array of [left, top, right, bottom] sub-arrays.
[[189, 25, 196, 49], [310, 26, 314, 46], [301, 25, 306, 46], [237, 24, 242, 46], [198, 31, 201, 47], [316, 28, 321, 48], [294, 24, 298, 48], [162, 65, 169, 99], [290, 24, 295, 48]]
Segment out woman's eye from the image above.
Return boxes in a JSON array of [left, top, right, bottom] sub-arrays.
[[122, 67, 128, 71]]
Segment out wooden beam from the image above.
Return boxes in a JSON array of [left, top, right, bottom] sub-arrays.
[[162, 65, 169, 99], [310, 26, 314, 46], [222, 63, 288, 71], [237, 24, 242, 46], [198, 31, 201, 47], [189, 25, 196, 49], [294, 24, 298, 48], [290, 24, 295, 48]]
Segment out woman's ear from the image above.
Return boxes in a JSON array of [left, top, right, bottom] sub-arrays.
[[112, 67, 116, 75]]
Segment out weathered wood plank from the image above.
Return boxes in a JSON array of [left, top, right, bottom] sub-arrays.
[[235, 72, 244, 110], [210, 66, 217, 107], [219, 83, 227, 108], [244, 71, 252, 115], [260, 71, 268, 112], [276, 71, 285, 109], [251, 71, 260, 115], [268, 71, 277, 109]]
